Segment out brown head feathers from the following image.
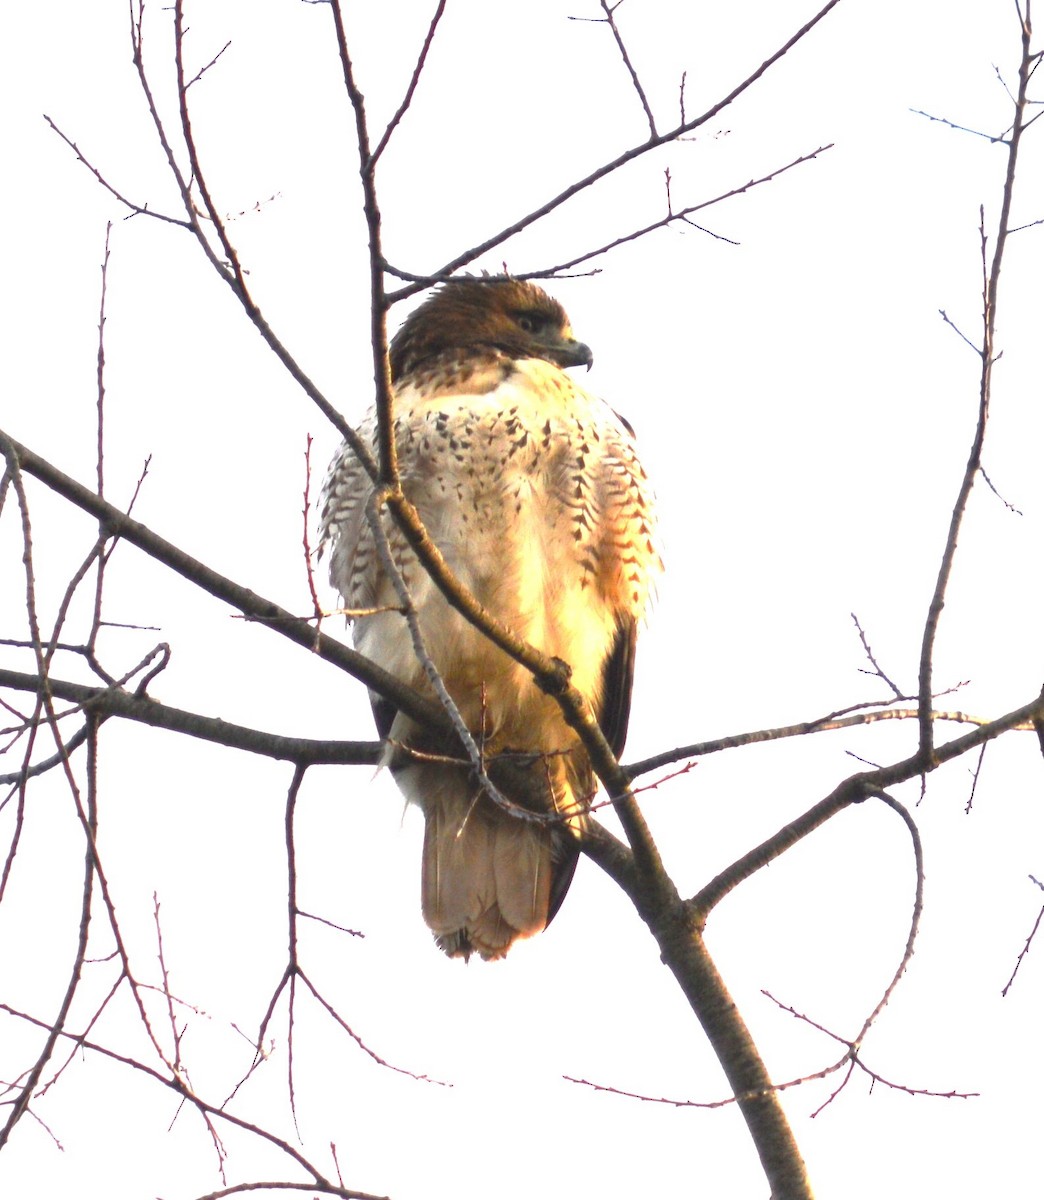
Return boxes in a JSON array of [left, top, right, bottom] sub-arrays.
[[389, 276, 593, 383]]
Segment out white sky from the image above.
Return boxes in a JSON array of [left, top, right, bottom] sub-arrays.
[[3, 1, 1044, 1197]]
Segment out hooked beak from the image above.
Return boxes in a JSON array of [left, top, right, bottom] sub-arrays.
[[545, 335, 594, 372]]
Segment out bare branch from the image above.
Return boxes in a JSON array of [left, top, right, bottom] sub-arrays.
[[691, 687, 1044, 916], [299, 971, 452, 1086], [0, 710, 96, 1148], [44, 115, 190, 227], [918, 10, 1036, 757], [328, 1, 396, 482], [0, 723, 91, 786], [184, 38, 231, 90], [909, 107, 1009, 143], [1002, 876, 1044, 996], [851, 612, 904, 697], [369, 0, 449, 167], [386, 0, 845, 300], [0, 1004, 384, 1200], [284, 766, 306, 1132], [964, 741, 989, 812], [938, 307, 982, 353], [173, 2, 249, 297], [0, 430, 440, 729], [530, 145, 831, 278], [979, 464, 1024, 513], [0, 669, 379, 767], [850, 792, 924, 1041], [302, 436, 326, 645], [126, 2, 375, 468], [624, 700, 1031, 780], [577, 0, 658, 138], [581, 792, 929, 1124], [763, 992, 977, 1115]]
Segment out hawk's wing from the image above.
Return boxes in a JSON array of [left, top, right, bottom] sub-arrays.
[[599, 617, 637, 760], [547, 618, 636, 928]]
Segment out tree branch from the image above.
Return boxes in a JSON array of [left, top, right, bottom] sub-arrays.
[[917, 6, 1036, 757], [329, 0, 396, 483], [623, 700, 1031, 779], [124, 1, 376, 470], [0, 669, 379, 768], [368, 0, 448, 167], [693, 687, 1044, 916], [528, 144, 832, 278], [0, 1003, 385, 1200], [0, 430, 441, 730], [385, 0, 845, 301]]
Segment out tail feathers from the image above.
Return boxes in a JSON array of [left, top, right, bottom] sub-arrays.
[[422, 795, 554, 961]]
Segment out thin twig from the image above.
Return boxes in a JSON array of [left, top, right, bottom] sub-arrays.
[[851, 612, 904, 697], [128, 1, 375, 468], [623, 701, 1030, 780], [918, 8, 1035, 758], [302, 435, 325, 646], [690, 687, 1044, 916], [909, 107, 1008, 143], [44, 116, 190, 228], [0, 1003, 381, 1198], [369, 0, 449, 166], [386, 0, 845, 301], [525, 146, 831, 277], [1002, 889, 1044, 997], [588, 0, 658, 137]]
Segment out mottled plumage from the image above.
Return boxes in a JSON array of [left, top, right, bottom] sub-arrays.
[[321, 277, 659, 960]]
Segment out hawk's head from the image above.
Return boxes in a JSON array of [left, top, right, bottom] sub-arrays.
[[389, 277, 594, 383]]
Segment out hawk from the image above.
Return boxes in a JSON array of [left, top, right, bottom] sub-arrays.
[[321, 277, 659, 960]]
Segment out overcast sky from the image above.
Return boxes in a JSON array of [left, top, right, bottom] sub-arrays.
[[4, 1, 1044, 1197]]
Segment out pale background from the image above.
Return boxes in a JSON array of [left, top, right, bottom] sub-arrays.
[[3, 1, 1044, 1196]]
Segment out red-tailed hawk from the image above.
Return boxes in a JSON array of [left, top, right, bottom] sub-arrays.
[[321, 277, 659, 960]]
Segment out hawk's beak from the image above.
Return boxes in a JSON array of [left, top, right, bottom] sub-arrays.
[[549, 337, 594, 372]]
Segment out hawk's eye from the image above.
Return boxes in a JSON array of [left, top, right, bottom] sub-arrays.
[[516, 313, 543, 335]]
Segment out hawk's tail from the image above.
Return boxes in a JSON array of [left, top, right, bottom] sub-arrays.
[[399, 757, 583, 961]]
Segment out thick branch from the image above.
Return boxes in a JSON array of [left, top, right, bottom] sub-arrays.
[[647, 897, 813, 1197], [0, 670, 379, 768], [0, 431, 441, 731]]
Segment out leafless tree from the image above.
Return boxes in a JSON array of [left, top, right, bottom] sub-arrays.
[[3, 2, 1043, 1198]]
